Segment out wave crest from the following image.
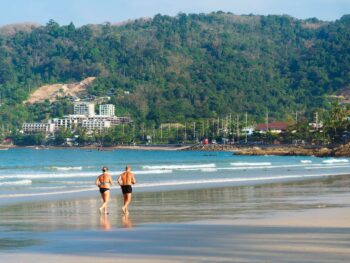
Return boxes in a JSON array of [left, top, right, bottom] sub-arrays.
[[322, 159, 349, 164], [0, 179, 32, 186], [230, 162, 272, 166], [142, 164, 216, 170], [50, 166, 83, 171]]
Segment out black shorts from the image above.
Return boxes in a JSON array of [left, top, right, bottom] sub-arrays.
[[99, 188, 110, 194], [121, 185, 132, 194]]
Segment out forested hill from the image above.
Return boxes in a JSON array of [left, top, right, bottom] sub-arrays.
[[0, 12, 350, 128]]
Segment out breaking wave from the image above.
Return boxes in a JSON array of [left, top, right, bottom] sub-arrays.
[[0, 169, 173, 180], [142, 164, 216, 170], [230, 162, 272, 166], [0, 179, 32, 186], [300, 160, 312, 164], [322, 159, 349, 164], [50, 166, 83, 171]]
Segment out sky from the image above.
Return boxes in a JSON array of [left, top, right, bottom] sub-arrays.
[[0, 0, 349, 27]]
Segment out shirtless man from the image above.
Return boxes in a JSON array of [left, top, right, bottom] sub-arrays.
[[117, 166, 136, 214]]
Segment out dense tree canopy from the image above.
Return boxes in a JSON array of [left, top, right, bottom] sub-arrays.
[[0, 13, 349, 130]]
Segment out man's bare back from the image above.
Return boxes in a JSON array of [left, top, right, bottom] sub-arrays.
[[119, 171, 136, 186], [118, 166, 136, 214]]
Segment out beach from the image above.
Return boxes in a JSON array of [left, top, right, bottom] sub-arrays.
[[1, 174, 350, 262]]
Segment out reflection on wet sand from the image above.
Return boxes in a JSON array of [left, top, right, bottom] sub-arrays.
[[100, 214, 111, 231], [122, 214, 133, 228]]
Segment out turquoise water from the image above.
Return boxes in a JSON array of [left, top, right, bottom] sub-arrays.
[[0, 148, 350, 203]]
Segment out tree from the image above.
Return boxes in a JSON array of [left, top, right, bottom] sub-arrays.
[[324, 103, 349, 143], [53, 128, 72, 145]]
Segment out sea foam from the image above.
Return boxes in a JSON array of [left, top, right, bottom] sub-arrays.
[[230, 162, 272, 166], [0, 179, 32, 186], [322, 159, 349, 164], [300, 160, 312, 164], [1, 171, 349, 199], [50, 166, 83, 171], [142, 164, 216, 170], [0, 169, 173, 180]]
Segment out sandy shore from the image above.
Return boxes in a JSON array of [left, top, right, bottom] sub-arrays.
[[7, 144, 192, 151], [1, 175, 350, 262], [112, 145, 190, 151], [5, 142, 350, 157]]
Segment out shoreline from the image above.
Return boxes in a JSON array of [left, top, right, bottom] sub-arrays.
[[4, 142, 350, 157], [185, 143, 350, 157], [1, 175, 350, 262], [3, 144, 192, 151]]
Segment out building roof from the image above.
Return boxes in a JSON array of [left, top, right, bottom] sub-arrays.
[[255, 122, 288, 131]]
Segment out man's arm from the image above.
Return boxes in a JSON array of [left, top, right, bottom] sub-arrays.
[[131, 173, 136, 184], [117, 174, 123, 186]]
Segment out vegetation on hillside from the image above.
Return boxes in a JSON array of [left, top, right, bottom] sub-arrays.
[[0, 12, 349, 137]]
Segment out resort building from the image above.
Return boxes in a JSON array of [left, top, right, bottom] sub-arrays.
[[82, 119, 111, 130], [22, 123, 55, 134], [49, 117, 80, 130], [73, 102, 95, 117], [89, 115, 132, 125], [99, 104, 115, 116], [22, 101, 132, 134]]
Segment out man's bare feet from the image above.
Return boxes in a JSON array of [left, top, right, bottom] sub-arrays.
[[122, 206, 126, 214]]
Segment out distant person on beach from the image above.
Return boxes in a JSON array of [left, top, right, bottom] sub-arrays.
[[117, 165, 136, 214], [95, 166, 113, 214]]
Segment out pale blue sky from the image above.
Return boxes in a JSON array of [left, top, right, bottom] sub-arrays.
[[0, 0, 349, 26]]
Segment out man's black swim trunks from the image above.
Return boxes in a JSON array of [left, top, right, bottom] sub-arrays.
[[121, 185, 132, 194]]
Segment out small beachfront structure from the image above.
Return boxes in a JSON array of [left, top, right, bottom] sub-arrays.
[[255, 122, 288, 134]]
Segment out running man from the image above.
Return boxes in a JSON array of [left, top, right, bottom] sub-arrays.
[[95, 166, 113, 214], [117, 165, 136, 214]]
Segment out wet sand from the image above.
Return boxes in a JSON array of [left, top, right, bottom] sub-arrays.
[[1, 175, 350, 262]]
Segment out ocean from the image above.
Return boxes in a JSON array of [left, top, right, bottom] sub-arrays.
[[0, 148, 349, 204]]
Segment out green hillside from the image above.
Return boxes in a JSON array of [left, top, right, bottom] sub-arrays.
[[0, 12, 349, 130]]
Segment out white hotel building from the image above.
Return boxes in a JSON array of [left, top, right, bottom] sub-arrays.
[[73, 102, 95, 116], [22, 123, 56, 134], [82, 119, 111, 130], [22, 102, 132, 134], [99, 104, 115, 117]]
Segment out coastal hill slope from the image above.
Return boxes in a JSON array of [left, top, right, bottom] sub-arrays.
[[0, 22, 39, 36], [0, 13, 349, 128]]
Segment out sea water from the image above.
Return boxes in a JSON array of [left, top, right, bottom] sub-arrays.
[[0, 148, 349, 203]]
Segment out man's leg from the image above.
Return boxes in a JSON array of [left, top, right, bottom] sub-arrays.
[[125, 193, 132, 214], [122, 194, 127, 214]]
